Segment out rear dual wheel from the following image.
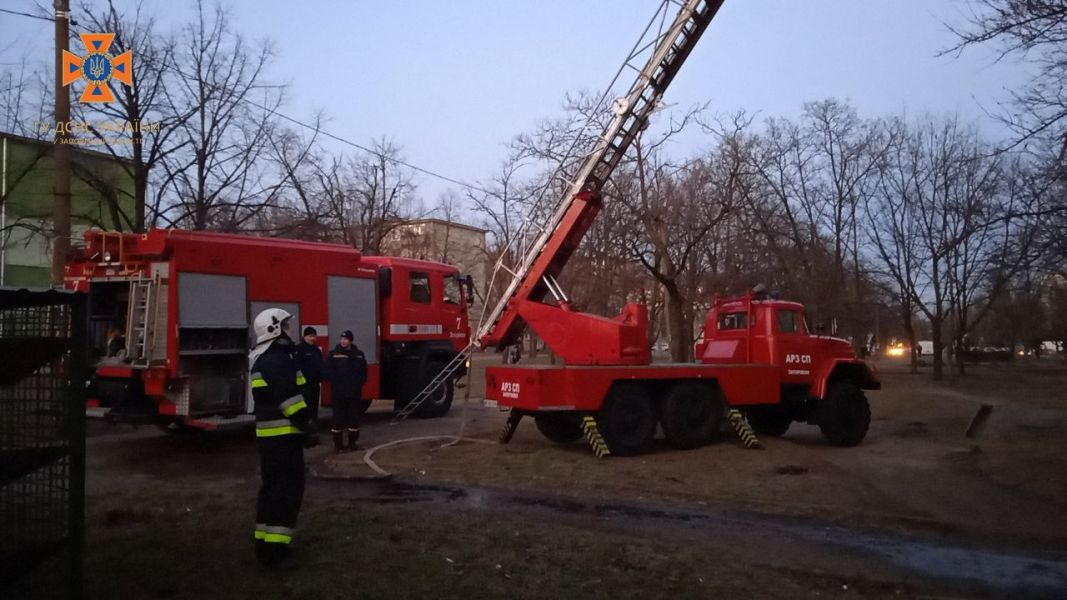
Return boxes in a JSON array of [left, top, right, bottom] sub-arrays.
[[534, 413, 584, 443], [596, 382, 724, 455], [598, 384, 657, 456], [660, 382, 723, 449]]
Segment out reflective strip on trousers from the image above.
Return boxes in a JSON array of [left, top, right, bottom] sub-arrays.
[[280, 395, 307, 417], [256, 418, 301, 437], [254, 524, 294, 544]]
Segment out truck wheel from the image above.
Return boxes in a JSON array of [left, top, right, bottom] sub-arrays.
[[818, 381, 870, 446], [598, 384, 656, 456], [413, 359, 454, 419], [534, 413, 584, 443], [744, 405, 792, 436], [660, 382, 723, 449]]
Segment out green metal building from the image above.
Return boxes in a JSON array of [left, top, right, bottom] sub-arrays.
[[1, 131, 136, 287]]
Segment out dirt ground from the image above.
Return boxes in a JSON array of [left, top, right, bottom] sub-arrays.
[[76, 355, 1067, 599]]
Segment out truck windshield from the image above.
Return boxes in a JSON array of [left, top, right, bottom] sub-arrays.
[[778, 310, 802, 334], [443, 275, 461, 305], [717, 312, 748, 330]]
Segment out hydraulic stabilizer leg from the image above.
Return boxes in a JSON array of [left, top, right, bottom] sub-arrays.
[[581, 415, 611, 459], [498, 410, 523, 444], [728, 409, 763, 450]]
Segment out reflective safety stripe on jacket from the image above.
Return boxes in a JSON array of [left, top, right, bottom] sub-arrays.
[[252, 371, 306, 389], [279, 394, 307, 417], [256, 418, 302, 438], [251, 371, 268, 388], [254, 523, 294, 544]]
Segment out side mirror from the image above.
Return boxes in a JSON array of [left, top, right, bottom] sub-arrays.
[[378, 267, 392, 298], [464, 275, 475, 306]]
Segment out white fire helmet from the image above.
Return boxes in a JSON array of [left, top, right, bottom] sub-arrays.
[[253, 308, 293, 346]]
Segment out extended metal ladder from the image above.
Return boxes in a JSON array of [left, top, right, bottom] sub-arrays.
[[392, 343, 474, 423], [395, 0, 723, 423], [476, 0, 723, 349]]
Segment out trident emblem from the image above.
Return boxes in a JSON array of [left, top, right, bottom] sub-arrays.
[[62, 33, 132, 103]]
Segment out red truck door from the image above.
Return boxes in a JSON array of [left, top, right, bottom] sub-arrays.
[[774, 306, 820, 383]]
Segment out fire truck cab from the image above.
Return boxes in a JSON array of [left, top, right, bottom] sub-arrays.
[[696, 291, 880, 445], [65, 229, 473, 430]]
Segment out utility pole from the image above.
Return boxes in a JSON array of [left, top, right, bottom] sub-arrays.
[[51, 0, 72, 287]]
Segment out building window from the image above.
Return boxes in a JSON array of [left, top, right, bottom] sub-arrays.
[[409, 272, 431, 304], [443, 276, 461, 305], [717, 312, 748, 330], [778, 310, 800, 334]]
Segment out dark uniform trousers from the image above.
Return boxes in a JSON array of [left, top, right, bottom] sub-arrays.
[[251, 343, 311, 565], [302, 384, 321, 423], [327, 344, 368, 445], [294, 341, 324, 424]]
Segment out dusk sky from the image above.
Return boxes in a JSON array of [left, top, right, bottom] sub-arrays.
[[2, 0, 1033, 212]]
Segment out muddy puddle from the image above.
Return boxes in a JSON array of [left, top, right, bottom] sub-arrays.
[[318, 478, 1067, 596]]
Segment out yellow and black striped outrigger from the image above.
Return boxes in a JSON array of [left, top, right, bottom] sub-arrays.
[[581, 415, 611, 458], [728, 408, 763, 449]]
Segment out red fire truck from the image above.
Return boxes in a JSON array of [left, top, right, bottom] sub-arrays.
[[453, 0, 880, 455], [64, 228, 473, 429]]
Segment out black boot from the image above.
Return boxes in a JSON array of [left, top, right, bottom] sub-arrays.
[[347, 428, 361, 451], [332, 430, 345, 453]]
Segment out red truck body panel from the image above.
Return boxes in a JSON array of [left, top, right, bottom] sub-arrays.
[[65, 228, 470, 425], [485, 362, 780, 411]]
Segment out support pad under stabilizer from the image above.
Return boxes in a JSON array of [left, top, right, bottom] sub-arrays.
[[498, 410, 522, 444], [728, 409, 763, 450]]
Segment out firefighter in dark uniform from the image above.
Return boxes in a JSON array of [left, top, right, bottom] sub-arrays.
[[326, 330, 368, 453], [249, 308, 316, 569], [293, 326, 325, 431]]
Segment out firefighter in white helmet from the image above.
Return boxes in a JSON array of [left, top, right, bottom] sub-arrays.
[[249, 308, 316, 570]]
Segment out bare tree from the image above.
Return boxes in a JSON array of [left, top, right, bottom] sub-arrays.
[[0, 55, 51, 139], [343, 138, 419, 254], [947, 0, 1067, 162], [157, 0, 282, 230], [611, 107, 737, 361], [75, 0, 192, 230]]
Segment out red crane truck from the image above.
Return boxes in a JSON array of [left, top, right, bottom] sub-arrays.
[[438, 0, 880, 455], [64, 228, 474, 430]]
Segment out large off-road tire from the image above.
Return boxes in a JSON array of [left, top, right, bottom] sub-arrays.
[[534, 412, 584, 444], [410, 359, 454, 419], [818, 381, 871, 446], [598, 384, 657, 456], [744, 405, 792, 436], [660, 382, 723, 449]]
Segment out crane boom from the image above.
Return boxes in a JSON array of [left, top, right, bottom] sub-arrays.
[[477, 0, 725, 350]]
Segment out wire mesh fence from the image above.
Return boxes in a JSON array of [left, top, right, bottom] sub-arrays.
[[0, 289, 87, 600]]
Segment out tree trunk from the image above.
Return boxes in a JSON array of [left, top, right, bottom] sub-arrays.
[[955, 334, 967, 376], [902, 304, 919, 375], [665, 281, 692, 362], [931, 319, 944, 380]]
